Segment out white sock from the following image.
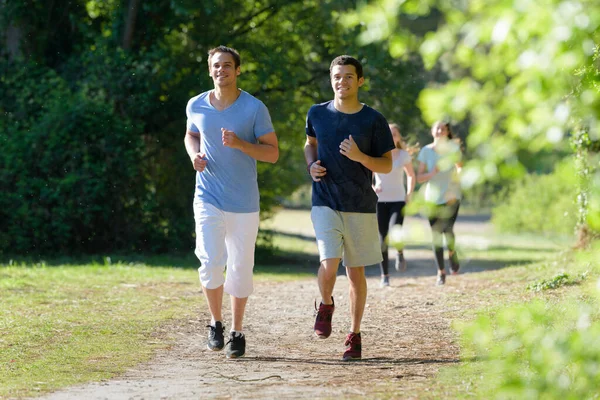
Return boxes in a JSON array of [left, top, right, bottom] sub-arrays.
[[230, 330, 244, 337]]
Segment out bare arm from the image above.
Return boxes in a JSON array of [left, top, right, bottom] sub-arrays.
[[304, 135, 318, 166], [360, 150, 392, 173], [222, 129, 279, 163], [184, 130, 207, 172], [404, 162, 416, 198], [184, 130, 200, 157], [304, 135, 326, 182], [416, 161, 438, 184], [339, 135, 392, 173]]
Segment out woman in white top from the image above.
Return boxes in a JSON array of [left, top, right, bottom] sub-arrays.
[[416, 121, 462, 286], [373, 123, 416, 287]]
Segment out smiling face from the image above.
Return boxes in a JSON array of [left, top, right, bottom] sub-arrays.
[[208, 51, 240, 88], [330, 64, 364, 100], [431, 122, 450, 140]]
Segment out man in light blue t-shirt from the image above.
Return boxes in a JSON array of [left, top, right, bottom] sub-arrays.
[[183, 45, 278, 359]]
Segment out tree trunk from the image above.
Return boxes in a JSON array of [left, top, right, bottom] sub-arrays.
[[122, 0, 141, 50], [5, 24, 22, 60]]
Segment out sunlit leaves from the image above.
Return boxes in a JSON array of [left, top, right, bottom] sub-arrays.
[[85, 0, 119, 19], [347, 0, 600, 164], [342, 0, 433, 56], [588, 188, 600, 231]]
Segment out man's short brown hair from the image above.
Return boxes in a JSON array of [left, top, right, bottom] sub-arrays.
[[207, 45, 241, 68]]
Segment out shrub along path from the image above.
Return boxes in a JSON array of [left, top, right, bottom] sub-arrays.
[[40, 214, 555, 399]]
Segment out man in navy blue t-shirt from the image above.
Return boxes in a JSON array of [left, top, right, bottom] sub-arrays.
[[304, 55, 395, 361]]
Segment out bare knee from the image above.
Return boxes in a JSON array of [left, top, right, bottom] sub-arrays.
[[319, 258, 340, 280], [346, 266, 365, 283]]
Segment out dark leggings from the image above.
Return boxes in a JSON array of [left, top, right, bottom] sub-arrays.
[[428, 201, 460, 272], [376, 201, 406, 276]]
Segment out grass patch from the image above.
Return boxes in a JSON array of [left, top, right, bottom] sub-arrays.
[[527, 271, 589, 292], [0, 261, 200, 398], [0, 248, 314, 398]]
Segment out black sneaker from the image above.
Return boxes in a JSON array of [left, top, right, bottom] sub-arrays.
[[206, 321, 225, 351], [225, 332, 246, 358]]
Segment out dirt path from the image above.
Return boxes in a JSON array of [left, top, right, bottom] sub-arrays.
[[40, 215, 502, 400]]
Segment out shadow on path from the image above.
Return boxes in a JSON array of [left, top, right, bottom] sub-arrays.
[[236, 356, 459, 367]]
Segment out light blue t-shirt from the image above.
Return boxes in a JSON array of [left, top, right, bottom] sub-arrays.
[[417, 142, 462, 205], [186, 90, 274, 213]]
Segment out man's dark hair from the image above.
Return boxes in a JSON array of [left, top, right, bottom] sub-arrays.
[[329, 55, 363, 79], [207, 45, 241, 68]]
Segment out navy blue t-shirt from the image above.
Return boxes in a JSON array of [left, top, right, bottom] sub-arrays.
[[305, 101, 395, 213]]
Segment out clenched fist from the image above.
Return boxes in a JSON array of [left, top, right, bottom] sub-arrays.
[[308, 160, 327, 182], [339, 135, 364, 162], [222, 128, 242, 149], [191, 153, 207, 172]]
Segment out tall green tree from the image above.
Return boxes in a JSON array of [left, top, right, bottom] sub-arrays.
[[345, 0, 600, 237]]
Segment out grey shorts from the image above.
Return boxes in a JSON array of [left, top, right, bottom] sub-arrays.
[[311, 206, 382, 267]]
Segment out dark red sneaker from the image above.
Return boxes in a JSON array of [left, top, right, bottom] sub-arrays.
[[342, 332, 362, 361], [314, 297, 335, 338]]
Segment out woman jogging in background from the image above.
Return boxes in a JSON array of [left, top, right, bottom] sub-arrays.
[[416, 121, 462, 286], [373, 123, 416, 287]]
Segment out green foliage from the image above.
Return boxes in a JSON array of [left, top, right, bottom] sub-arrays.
[[346, 0, 600, 237], [527, 271, 588, 292], [571, 128, 600, 237], [462, 298, 600, 399], [0, 60, 168, 254], [588, 168, 600, 232], [491, 160, 578, 235], [1, 0, 435, 255], [447, 242, 600, 399]]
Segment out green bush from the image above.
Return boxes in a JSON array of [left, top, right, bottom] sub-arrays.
[[462, 299, 600, 399], [0, 61, 161, 254], [491, 159, 578, 235], [457, 242, 600, 399]]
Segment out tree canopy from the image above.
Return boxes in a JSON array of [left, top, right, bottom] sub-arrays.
[[345, 0, 600, 234], [0, 0, 436, 254]]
